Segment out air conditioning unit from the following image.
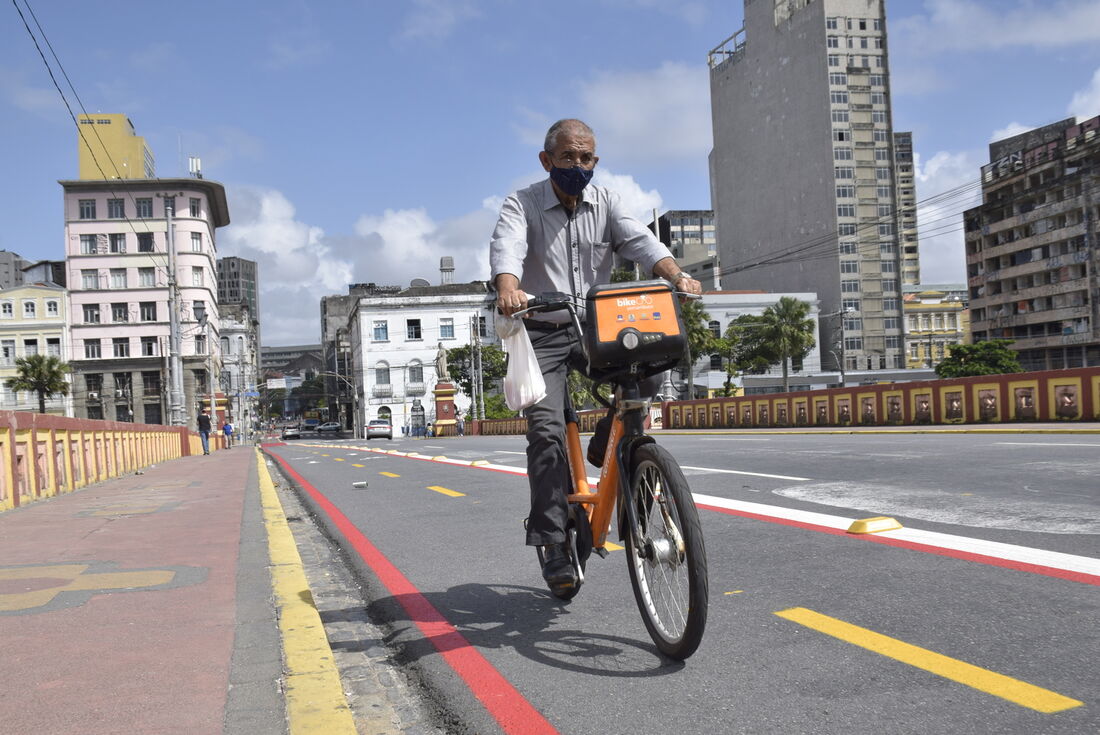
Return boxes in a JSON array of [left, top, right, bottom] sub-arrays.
[[87, 392, 99, 401]]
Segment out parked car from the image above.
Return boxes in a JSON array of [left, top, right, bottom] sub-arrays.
[[366, 419, 393, 440], [280, 424, 301, 440], [316, 422, 342, 433]]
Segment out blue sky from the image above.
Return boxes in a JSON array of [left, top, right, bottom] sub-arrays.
[[3, 0, 1100, 344]]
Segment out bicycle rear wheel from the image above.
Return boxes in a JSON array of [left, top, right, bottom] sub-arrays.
[[624, 443, 708, 660]]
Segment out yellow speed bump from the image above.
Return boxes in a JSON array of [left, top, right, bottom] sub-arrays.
[[775, 607, 1083, 713], [847, 516, 902, 534], [471, 460, 490, 466], [432, 455, 447, 460]]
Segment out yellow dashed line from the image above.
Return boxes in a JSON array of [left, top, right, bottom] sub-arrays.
[[775, 607, 1083, 713], [256, 450, 356, 733], [351, 464, 365, 468], [332, 458, 345, 462], [379, 472, 400, 478], [427, 485, 465, 497], [603, 541, 624, 551]]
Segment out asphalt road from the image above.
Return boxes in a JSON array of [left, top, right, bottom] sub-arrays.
[[265, 432, 1099, 735]]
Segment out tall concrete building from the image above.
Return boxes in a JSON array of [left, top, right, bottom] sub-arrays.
[[0, 250, 28, 289], [708, 0, 907, 372], [76, 114, 155, 180], [651, 210, 721, 289], [893, 131, 921, 285], [217, 256, 259, 317], [965, 114, 1100, 371]]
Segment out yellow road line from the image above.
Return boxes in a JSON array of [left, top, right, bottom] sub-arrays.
[[427, 485, 465, 497], [379, 471, 400, 478], [332, 457, 345, 462], [775, 607, 1083, 713], [351, 463, 365, 468], [256, 450, 356, 734], [604, 541, 624, 551]]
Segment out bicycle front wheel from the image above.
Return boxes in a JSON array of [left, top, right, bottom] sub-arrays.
[[624, 443, 708, 660]]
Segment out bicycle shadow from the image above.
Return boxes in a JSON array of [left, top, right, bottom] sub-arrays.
[[322, 582, 685, 677]]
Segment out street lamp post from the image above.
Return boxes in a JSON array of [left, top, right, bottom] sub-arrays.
[[318, 371, 359, 438], [821, 307, 855, 387]]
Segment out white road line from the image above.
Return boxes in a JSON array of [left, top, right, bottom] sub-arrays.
[[681, 465, 812, 481], [423, 445, 445, 449], [995, 442, 1100, 447], [495, 450, 528, 455], [699, 437, 772, 441], [693, 494, 1100, 579]]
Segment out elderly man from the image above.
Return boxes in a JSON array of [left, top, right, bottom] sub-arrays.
[[490, 118, 702, 593]]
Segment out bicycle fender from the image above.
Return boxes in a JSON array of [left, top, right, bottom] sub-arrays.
[[615, 434, 656, 541]]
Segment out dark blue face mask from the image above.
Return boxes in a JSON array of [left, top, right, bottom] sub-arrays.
[[549, 165, 594, 197]]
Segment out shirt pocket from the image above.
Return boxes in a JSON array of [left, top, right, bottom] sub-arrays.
[[588, 240, 612, 275]]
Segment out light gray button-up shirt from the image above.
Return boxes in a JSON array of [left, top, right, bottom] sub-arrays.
[[489, 178, 673, 322]]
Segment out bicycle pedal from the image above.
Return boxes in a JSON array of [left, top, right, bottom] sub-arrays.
[[593, 547, 609, 559]]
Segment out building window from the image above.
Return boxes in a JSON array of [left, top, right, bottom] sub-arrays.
[[878, 223, 895, 236], [871, 92, 886, 106], [191, 267, 203, 287], [836, 185, 855, 198], [876, 185, 892, 198], [79, 199, 96, 219], [881, 260, 896, 273], [138, 267, 155, 287], [440, 317, 455, 339], [0, 339, 14, 365], [191, 233, 202, 252], [137, 232, 154, 252], [842, 298, 861, 312], [837, 204, 856, 217], [830, 91, 849, 104], [880, 242, 897, 255], [189, 197, 201, 217], [831, 110, 849, 123], [841, 279, 860, 293], [112, 302, 129, 322], [194, 335, 206, 354], [161, 196, 175, 217], [139, 302, 156, 321], [833, 130, 850, 142], [408, 361, 423, 383], [23, 301, 36, 318], [143, 371, 161, 396], [877, 204, 893, 218], [709, 354, 723, 371], [844, 337, 863, 351], [83, 304, 100, 323], [109, 233, 126, 253], [841, 260, 859, 273], [0, 302, 11, 318], [375, 362, 390, 385], [110, 268, 127, 289], [82, 270, 99, 290], [46, 338, 60, 356], [406, 319, 422, 340], [870, 74, 885, 87], [884, 317, 900, 330], [834, 147, 853, 160], [827, 35, 840, 48], [834, 167, 854, 180], [828, 54, 841, 67], [875, 167, 892, 180], [882, 279, 899, 292], [839, 241, 857, 254], [872, 111, 887, 123], [45, 300, 59, 317], [112, 338, 129, 358], [708, 320, 721, 338], [84, 339, 101, 359], [828, 72, 847, 85], [107, 198, 125, 218], [79, 234, 97, 254], [22, 339, 38, 356], [373, 320, 388, 341], [478, 316, 488, 338], [883, 298, 899, 311], [136, 198, 153, 218], [844, 318, 862, 331], [838, 223, 857, 236], [826, 17, 839, 29], [141, 337, 158, 356]]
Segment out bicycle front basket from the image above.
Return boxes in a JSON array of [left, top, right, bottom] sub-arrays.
[[584, 280, 686, 371]]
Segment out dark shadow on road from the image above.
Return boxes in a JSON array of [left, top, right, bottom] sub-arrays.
[[320, 582, 685, 677]]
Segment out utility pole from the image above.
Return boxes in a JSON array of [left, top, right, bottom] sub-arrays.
[[474, 314, 486, 420], [161, 193, 186, 426]]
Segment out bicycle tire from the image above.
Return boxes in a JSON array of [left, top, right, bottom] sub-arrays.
[[624, 443, 708, 659]]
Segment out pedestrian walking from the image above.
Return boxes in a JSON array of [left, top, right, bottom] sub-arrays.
[[223, 420, 234, 448], [456, 414, 465, 436], [197, 410, 212, 455]]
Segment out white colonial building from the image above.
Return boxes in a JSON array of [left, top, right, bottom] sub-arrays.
[[346, 281, 496, 434]]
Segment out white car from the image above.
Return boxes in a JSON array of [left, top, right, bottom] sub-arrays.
[[366, 419, 393, 440], [316, 422, 342, 433]]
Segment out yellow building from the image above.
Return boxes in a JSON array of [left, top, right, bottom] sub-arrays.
[[0, 283, 72, 415], [76, 114, 155, 180], [903, 284, 970, 370]]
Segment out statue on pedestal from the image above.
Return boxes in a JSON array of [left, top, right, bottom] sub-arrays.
[[435, 342, 450, 382]]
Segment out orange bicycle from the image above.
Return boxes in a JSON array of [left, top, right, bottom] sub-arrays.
[[518, 280, 709, 660]]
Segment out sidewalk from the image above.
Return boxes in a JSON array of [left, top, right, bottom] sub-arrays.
[[0, 446, 286, 735]]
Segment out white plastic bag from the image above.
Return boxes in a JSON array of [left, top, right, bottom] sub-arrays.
[[496, 316, 547, 411]]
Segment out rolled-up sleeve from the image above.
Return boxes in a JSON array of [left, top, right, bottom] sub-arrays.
[[489, 194, 529, 283], [607, 190, 674, 274]]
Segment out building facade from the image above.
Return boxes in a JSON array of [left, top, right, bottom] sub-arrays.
[[61, 178, 230, 425], [0, 282, 72, 415], [964, 114, 1100, 371], [347, 283, 496, 434], [217, 256, 259, 318], [902, 284, 969, 370], [651, 210, 721, 289], [894, 131, 921, 285], [76, 114, 155, 180], [219, 303, 260, 437], [0, 250, 28, 289], [708, 0, 908, 373]]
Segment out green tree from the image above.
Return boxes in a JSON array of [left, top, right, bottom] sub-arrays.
[[934, 340, 1022, 378], [446, 344, 507, 402], [757, 297, 816, 393], [4, 354, 70, 413], [680, 299, 718, 399], [610, 266, 638, 283], [713, 315, 775, 395]]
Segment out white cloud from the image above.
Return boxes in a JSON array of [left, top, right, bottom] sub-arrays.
[[593, 170, 663, 221], [989, 122, 1034, 142], [912, 150, 983, 283], [0, 66, 61, 115], [399, 0, 480, 40], [893, 0, 1100, 52], [1067, 67, 1100, 120], [599, 0, 709, 26], [266, 27, 331, 70]]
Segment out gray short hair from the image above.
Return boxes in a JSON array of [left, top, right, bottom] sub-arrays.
[[544, 119, 595, 152]]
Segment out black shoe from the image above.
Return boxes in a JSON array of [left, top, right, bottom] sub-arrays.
[[587, 414, 612, 467], [540, 543, 577, 591]]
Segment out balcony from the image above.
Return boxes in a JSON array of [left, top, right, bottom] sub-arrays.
[[372, 384, 392, 398], [405, 382, 426, 395]]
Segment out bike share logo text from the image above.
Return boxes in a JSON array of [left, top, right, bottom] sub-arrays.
[[616, 294, 654, 307]]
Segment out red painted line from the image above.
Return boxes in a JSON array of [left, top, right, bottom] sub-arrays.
[[697, 503, 1100, 587], [268, 452, 559, 735]]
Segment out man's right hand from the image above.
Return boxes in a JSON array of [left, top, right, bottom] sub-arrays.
[[495, 275, 529, 317]]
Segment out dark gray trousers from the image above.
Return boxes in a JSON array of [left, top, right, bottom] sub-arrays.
[[522, 323, 661, 546]]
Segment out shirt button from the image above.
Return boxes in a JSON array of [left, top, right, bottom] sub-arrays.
[[573, 267, 579, 272]]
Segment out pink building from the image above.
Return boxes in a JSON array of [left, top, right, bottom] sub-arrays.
[[61, 179, 229, 426]]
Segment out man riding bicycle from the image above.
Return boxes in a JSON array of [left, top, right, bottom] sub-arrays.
[[490, 118, 703, 594]]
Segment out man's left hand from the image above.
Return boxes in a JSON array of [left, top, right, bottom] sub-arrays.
[[676, 275, 703, 296]]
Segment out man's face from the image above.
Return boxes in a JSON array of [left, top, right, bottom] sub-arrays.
[[540, 132, 598, 173]]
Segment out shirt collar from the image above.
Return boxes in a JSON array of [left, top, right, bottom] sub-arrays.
[[538, 177, 592, 213]]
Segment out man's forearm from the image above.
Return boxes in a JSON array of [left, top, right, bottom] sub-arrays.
[[652, 257, 682, 281]]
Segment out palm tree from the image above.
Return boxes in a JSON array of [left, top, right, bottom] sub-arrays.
[[758, 297, 816, 393], [4, 353, 71, 414], [680, 299, 718, 400]]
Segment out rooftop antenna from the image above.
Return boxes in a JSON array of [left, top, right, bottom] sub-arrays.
[[188, 156, 203, 179]]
